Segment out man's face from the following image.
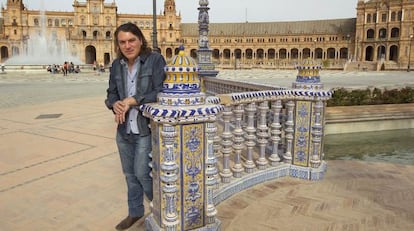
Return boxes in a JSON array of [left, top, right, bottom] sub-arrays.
[[117, 31, 142, 62]]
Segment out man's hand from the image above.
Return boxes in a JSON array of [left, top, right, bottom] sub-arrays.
[[112, 97, 137, 124]]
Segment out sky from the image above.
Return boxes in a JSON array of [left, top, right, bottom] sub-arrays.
[[0, 0, 359, 23]]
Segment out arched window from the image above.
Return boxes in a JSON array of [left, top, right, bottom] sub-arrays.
[[82, 30, 87, 39], [34, 18, 39, 26], [246, 49, 253, 59], [268, 49, 275, 59], [105, 31, 111, 39], [378, 28, 387, 39], [302, 48, 311, 59], [391, 28, 400, 38], [367, 14, 371, 23], [93, 31, 99, 39], [223, 49, 230, 59], [279, 48, 287, 59], [327, 48, 336, 59], [366, 29, 375, 39], [256, 49, 264, 59], [291, 48, 299, 59], [391, 12, 396, 21], [235, 49, 242, 59]]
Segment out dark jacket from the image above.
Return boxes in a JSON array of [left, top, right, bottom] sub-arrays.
[[105, 51, 166, 136]]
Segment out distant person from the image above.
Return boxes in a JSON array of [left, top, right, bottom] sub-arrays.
[[74, 65, 80, 73], [63, 61, 68, 76], [104, 22, 166, 230]]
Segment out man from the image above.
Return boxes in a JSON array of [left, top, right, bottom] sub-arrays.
[[105, 22, 166, 230]]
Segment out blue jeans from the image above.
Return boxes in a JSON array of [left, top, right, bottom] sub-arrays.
[[116, 131, 153, 217]]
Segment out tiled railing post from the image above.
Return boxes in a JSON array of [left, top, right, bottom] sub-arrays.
[[269, 100, 282, 165], [283, 100, 295, 163], [160, 125, 179, 230], [244, 102, 257, 173], [142, 48, 222, 230], [290, 60, 330, 180], [205, 122, 219, 224], [231, 104, 245, 177], [219, 106, 233, 183], [256, 100, 269, 169], [310, 100, 323, 168]]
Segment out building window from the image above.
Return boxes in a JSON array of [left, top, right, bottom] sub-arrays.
[[391, 28, 400, 38], [398, 11, 402, 21], [93, 31, 98, 39], [381, 13, 387, 22], [106, 31, 111, 39], [367, 14, 371, 23], [82, 30, 87, 39], [48, 19, 52, 26], [366, 29, 375, 39], [379, 28, 387, 39], [391, 12, 396, 21], [55, 19, 59, 26], [34, 18, 39, 26]]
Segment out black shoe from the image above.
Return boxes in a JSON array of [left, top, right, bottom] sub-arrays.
[[115, 215, 142, 230]]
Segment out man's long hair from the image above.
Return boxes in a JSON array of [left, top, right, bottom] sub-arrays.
[[114, 22, 152, 60]]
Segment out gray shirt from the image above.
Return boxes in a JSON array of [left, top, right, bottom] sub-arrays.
[[125, 57, 141, 134]]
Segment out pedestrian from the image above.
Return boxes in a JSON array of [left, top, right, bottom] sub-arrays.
[[63, 61, 68, 76], [104, 22, 166, 230]]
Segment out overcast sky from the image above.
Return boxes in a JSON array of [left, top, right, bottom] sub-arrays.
[[0, 0, 359, 23]]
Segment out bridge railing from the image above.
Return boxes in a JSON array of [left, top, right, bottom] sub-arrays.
[[143, 76, 333, 230], [206, 88, 332, 204]]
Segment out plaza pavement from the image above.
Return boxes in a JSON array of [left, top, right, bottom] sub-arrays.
[[0, 70, 413, 230]]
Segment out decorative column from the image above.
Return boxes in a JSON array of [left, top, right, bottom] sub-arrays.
[[142, 47, 222, 231], [243, 102, 257, 173], [290, 59, 331, 180], [219, 106, 233, 183], [256, 101, 269, 169], [197, 0, 219, 78], [231, 104, 245, 177], [283, 101, 294, 164], [268, 100, 282, 165]]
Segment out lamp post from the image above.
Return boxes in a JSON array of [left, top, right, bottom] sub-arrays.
[[152, 0, 158, 51], [408, 34, 413, 72]]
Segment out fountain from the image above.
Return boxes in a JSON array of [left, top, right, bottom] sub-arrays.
[[4, 1, 82, 67]]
